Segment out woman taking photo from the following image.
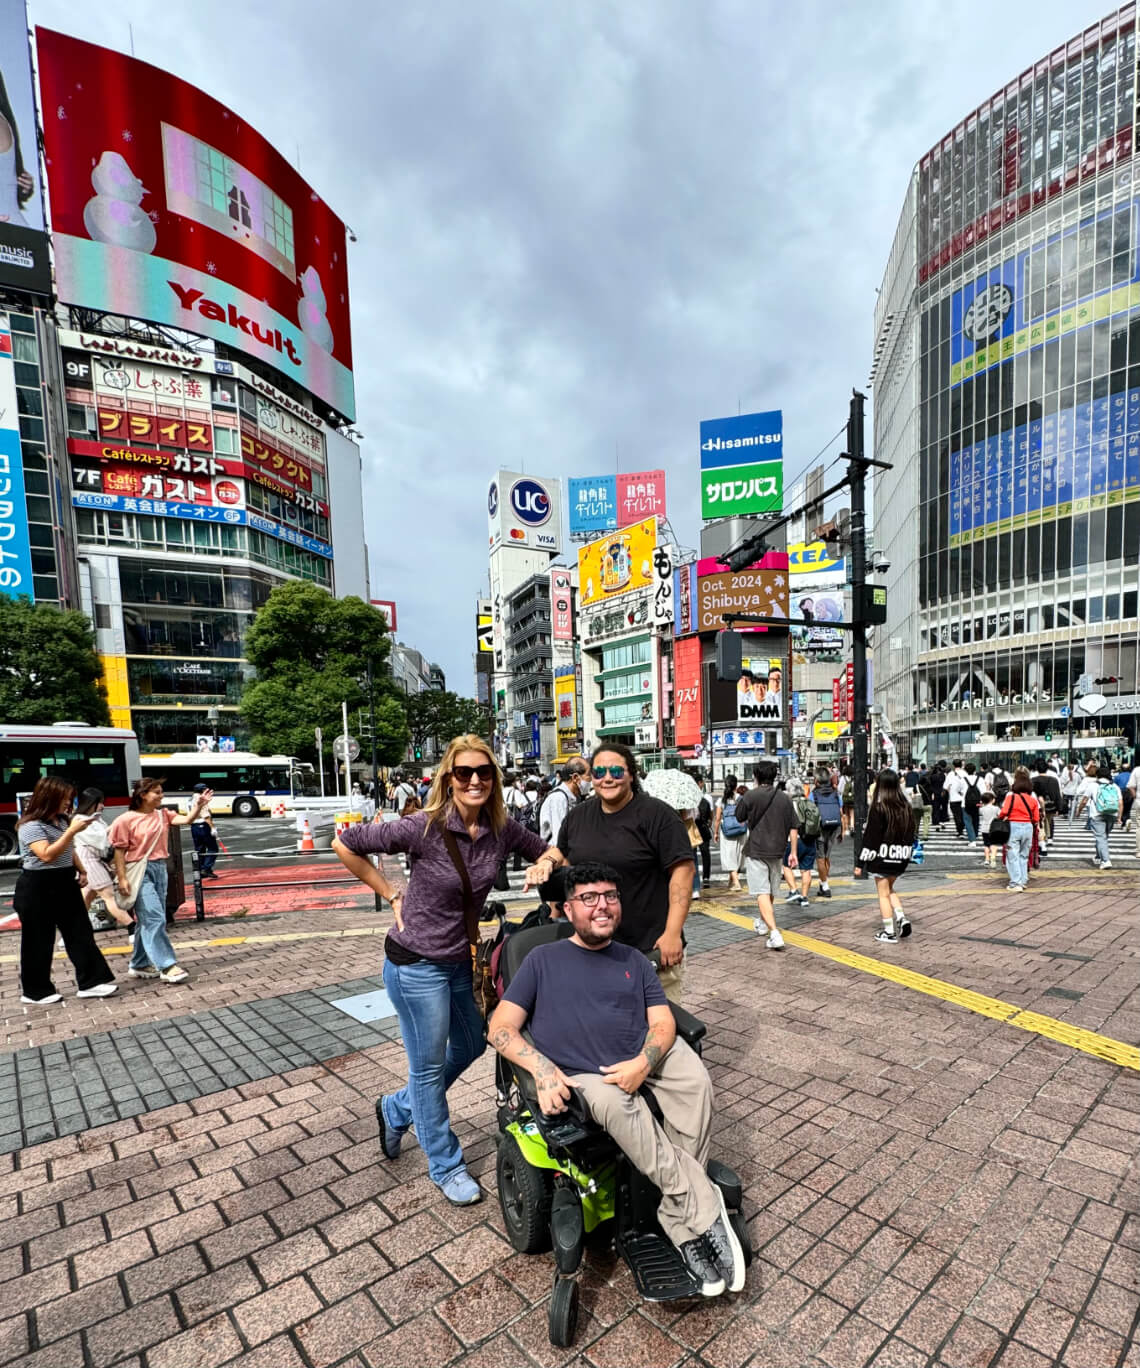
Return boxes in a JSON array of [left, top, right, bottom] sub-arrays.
[[72, 788, 133, 931], [333, 735, 561, 1206], [109, 778, 212, 985], [14, 777, 119, 1004], [854, 768, 916, 944]]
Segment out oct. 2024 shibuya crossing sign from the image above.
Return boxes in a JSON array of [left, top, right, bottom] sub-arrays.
[[699, 410, 783, 519]]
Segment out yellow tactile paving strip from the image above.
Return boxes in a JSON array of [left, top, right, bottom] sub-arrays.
[[699, 906, 1140, 1073]]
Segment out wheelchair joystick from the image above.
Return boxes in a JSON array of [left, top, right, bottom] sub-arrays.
[[550, 1185, 585, 1275]]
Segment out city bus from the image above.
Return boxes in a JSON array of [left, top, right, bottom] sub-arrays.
[[140, 752, 318, 817], [0, 723, 141, 857]]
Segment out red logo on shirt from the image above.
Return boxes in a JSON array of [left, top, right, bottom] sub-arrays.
[[625, 971, 631, 978]]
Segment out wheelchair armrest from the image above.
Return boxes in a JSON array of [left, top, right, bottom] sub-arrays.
[[668, 1002, 707, 1048]]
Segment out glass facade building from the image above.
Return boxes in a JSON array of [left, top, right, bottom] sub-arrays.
[[873, 7, 1140, 760]]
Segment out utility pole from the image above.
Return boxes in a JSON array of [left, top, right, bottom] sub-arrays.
[[366, 657, 380, 805], [848, 390, 870, 878]]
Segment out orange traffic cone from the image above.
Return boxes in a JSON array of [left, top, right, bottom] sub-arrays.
[[300, 817, 315, 852]]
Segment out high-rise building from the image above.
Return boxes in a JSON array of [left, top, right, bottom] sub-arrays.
[[1, 26, 367, 754], [873, 8, 1140, 761]]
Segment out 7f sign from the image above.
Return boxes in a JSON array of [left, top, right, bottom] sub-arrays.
[[699, 410, 783, 520]]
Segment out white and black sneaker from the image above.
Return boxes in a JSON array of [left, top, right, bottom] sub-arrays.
[[678, 1230, 725, 1297], [875, 926, 899, 944], [705, 1186, 746, 1292], [895, 913, 912, 938], [783, 890, 800, 903]]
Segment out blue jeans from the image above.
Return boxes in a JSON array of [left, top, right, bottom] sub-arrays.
[[382, 958, 486, 1184], [692, 850, 701, 895], [1006, 822, 1033, 887], [129, 861, 178, 972], [1089, 816, 1111, 864], [963, 809, 977, 842]]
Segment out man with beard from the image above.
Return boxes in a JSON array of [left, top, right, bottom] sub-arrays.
[[488, 862, 744, 1299]]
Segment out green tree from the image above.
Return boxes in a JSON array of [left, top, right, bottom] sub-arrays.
[[240, 583, 406, 772], [0, 598, 110, 725], [402, 690, 493, 760]]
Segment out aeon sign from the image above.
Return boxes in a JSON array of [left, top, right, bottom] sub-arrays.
[[509, 478, 552, 526]]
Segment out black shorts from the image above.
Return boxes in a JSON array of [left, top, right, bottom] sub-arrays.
[[816, 824, 840, 858]]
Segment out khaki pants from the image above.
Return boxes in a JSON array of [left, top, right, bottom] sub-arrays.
[[657, 958, 683, 1004], [569, 1038, 719, 1246]]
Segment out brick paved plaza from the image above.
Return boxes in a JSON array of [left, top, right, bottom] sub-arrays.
[[1, 868, 1137, 1368]]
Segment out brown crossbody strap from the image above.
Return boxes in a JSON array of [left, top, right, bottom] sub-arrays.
[[441, 827, 480, 948]]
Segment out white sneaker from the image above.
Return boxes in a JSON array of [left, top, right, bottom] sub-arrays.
[[766, 929, 785, 951], [20, 993, 62, 1005], [692, 890, 702, 900], [77, 982, 118, 998], [159, 965, 189, 984], [1101, 861, 1113, 869], [128, 966, 159, 979]]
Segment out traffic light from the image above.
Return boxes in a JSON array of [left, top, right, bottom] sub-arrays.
[[715, 630, 742, 682], [414, 747, 422, 761], [722, 533, 771, 573]]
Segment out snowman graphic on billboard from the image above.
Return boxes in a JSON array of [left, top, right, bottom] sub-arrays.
[[82, 151, 157, 253]]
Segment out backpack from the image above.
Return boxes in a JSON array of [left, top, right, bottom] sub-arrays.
[[991, 771, 1010, 801], [521, 799, 541, 834], [1094, 781, 1121, 816], [964, 777, 982, 810], [813, 787, 842, 826], [795, 797, 822, 839], [720, 800, 747, 839]]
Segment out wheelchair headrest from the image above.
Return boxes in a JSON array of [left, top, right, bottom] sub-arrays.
[[500, 919, 574, 991]]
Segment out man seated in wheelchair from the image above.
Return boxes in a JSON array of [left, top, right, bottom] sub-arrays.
[[488, 861, 745, 1297]]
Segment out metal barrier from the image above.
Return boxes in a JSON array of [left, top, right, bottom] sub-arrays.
[[188, 845, 383, 923]]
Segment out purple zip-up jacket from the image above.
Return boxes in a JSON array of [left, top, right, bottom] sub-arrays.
[[339, 807, 547, 961]]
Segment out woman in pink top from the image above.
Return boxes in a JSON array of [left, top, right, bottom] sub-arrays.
[[109, 777, 212, 985]]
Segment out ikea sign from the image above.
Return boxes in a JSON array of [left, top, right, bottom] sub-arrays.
[[788, 540, 846, 584]]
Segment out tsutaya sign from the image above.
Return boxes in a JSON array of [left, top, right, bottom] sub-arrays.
[[699, 410, 783, 519]]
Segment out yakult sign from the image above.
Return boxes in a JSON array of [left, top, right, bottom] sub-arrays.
[[487, 470, 563, 553]]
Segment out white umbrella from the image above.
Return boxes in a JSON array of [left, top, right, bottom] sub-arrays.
[[642, 769, 704, 811]]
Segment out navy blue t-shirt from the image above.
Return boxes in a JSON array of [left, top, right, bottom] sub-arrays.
[[502, 938, 667, 1076]]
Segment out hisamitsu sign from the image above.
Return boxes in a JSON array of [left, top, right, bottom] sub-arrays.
[[699, 410, 783, 519]]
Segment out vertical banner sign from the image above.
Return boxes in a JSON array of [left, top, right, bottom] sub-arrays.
[[550, 568, 573, 641], [832, 677, 841, 721], [617, 469, 666, 526], [673, 635, 703, 749], [846, 661, 855, 723], [0, 317, 34, 598], [699, 410, 783, 519], [651, 543, 674, 628]]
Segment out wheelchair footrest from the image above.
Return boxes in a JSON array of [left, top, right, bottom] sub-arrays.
[[616, 1228, 701, 1301]]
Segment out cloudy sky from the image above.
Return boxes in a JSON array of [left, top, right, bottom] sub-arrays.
[[32, 0, 1116, 690]]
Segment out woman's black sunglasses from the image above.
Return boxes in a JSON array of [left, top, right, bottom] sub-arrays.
[[452, 764, 494, 783]]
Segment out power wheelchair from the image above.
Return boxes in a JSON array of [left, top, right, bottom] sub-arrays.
[[493, 919, 753, 1347]]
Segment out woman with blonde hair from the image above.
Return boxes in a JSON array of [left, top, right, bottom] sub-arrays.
[[333, 734, 562, 1205]]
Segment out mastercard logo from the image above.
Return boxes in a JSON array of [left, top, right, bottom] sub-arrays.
[[509, 528, 527, 540]]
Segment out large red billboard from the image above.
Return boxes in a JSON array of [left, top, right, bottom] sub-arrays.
[[36, 29, 354, 419], [673, 635, 703, 749]]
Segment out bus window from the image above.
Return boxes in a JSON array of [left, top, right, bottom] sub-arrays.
[[0, 744, 128, 806]]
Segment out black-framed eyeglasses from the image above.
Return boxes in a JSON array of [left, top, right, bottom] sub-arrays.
[[571, 889, 621, 908], [452, 764, 493, 783], [592, 765, 627, 780]]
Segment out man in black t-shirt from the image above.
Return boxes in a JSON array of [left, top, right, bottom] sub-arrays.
[[490, 863, 745, 1298], [555, 745, 694, 1001]]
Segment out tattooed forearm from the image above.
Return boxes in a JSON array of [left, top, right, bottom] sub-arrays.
[[489, 1023, 557, 1080], [641, 1022, 672, 1074]]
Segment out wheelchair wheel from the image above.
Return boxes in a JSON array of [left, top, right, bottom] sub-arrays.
[[730, 1209, 753, 1268], [548, 1274, 579, 1347], [497, 1134, 553, 1253]]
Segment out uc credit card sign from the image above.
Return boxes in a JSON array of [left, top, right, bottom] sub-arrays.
[[699, 410, 783, 519]]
